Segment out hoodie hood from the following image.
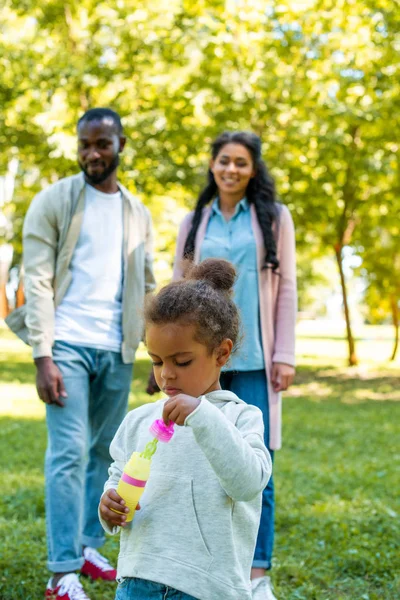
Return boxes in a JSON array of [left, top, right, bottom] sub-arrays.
[[203, 389, 245, 406], [160, 390, 245, 408]]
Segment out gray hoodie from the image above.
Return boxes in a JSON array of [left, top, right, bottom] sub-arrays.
[[100, 390, 272, 600]]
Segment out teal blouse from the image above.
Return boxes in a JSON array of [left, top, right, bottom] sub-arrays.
[[199, 198, 265, 371]]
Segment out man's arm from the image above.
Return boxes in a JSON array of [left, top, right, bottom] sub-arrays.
[[23, 190, 58, 358], [144, 207, 156, 294], [23, 190, 67, 406]]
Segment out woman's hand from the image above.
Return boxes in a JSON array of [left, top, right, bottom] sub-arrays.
[[271, 363, 295, 393], [162, 394, 201, 426], [99, 488, 140, 527]]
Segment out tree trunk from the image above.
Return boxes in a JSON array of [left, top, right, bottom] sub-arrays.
[[334, 244, 358, 366], [390, 295, 399, 361]]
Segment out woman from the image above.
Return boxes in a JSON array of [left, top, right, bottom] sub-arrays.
[[172, 131, 297, 600]]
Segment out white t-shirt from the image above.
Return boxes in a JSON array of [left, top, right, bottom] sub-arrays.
[[54, 184, 124, 352]]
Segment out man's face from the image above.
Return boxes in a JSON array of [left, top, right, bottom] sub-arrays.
[[77, 118, 125, 185]]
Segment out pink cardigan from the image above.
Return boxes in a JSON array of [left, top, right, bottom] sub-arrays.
[[172, 203, 297, 450]]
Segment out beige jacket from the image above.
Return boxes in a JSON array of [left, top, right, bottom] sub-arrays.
[[173, 204, 297, 449], [5, 173, 155, 363]]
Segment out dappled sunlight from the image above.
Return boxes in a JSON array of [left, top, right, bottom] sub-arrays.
[[307, 495, 398, 519], [344, 388, 400, 403], [313, 365, 400, 381], [0, 324, 32, 355], [0, 337, 32, 358], [289, 360, 400, 406], [0, 383, 44, 418], [296, 321, 400, 369], [285, 380, 333, 400]]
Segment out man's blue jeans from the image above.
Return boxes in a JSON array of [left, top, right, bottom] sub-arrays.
[[45, 341, 133, 572], [220, 370, 274, 571], [115, 578, 198, 600]]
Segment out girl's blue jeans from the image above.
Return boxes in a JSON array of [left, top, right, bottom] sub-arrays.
[[220, 369, 274, 571], [115, 578, 198, 599]]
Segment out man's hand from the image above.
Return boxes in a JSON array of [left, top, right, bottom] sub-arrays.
[[271, 362, 295, 393], [35, 357, 68, 407], [146, 368, 160, 396], [99, 488, 140, 527], [162, 394, 201, 426]]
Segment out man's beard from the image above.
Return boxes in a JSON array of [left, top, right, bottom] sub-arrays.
[[79, 154, 120, 185]]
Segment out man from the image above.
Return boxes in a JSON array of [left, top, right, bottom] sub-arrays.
[[6, 108, 155, 600]]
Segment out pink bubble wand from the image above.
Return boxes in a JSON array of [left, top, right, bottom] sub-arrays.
[[140, 419, 175, 458]]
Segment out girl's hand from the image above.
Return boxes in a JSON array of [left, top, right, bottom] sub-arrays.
[[163, 394, 201, 426], [99, 488, 140, 527], [271, 363, 295, 392]]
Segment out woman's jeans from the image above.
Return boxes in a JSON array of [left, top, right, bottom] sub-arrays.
[[115, 578, 198, 600], [45, 341, 133, 572], [220, 369, 274, 571]]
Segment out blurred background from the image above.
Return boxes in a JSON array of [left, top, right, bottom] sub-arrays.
[[0, 2, 399, 599]]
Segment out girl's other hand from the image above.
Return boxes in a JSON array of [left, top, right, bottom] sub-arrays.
[[99, 488, 140, 527], [162, 394, 201, 426], [271, 363, 295, 393]]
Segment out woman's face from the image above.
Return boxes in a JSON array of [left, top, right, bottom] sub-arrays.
[[210, 142, 255, 198]]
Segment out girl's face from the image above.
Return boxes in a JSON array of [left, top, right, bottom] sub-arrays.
[[146, 322, 232, 398], [210, 142, 255, 197]]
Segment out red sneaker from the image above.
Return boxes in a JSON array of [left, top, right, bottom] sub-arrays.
[[45, 574, 90, 599], [80, 547, 117, 581]]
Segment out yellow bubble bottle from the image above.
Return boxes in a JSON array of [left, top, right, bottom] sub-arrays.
[[116, 452, 151, 522], [115, 419, 175, 522]]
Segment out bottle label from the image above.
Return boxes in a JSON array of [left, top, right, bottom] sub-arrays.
[[121, 472, 147, 487]]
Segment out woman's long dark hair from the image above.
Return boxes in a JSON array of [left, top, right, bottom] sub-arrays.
[[183, 131, 280, 271]]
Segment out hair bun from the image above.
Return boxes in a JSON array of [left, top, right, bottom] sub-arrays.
[[185, 258, 236, 293]]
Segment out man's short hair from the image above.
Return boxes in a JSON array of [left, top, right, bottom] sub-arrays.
[[77, 108, 123, 135]]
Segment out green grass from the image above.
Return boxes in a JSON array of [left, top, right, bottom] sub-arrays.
[[0, 323, 399, 599]]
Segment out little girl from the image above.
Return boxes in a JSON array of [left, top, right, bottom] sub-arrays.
[[99, 258, 272, 600]]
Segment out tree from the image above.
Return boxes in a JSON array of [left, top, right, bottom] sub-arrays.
[[2, 0, 400, 369], [356, 186, 400, 361]]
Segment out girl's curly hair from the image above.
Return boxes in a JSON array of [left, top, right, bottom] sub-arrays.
[[145, 258, 241, 353]]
